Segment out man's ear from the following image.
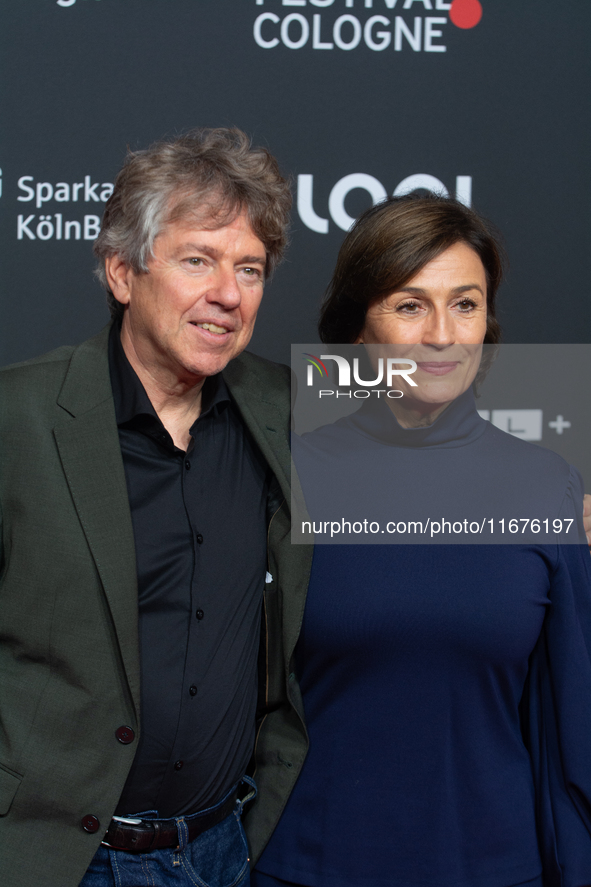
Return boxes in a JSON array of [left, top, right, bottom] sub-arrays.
[[104, 255, 133, 306]]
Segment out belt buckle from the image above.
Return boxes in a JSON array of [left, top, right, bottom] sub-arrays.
[[101, 815, 147, 850]]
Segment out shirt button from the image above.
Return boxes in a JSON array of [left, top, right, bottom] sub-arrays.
[[174, 760, 184, 771], [82, 815, 100, 833], [189, 685, 198, 697], [196, 609, 204, 621], [196, 534, 203, 544], [185, 460, 191, 470], [115, 726, 135, 745]]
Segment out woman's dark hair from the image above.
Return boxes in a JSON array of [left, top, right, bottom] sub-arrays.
[[318, 194, 504, 344]]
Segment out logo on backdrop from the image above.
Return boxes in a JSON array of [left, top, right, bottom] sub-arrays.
[[56, 0, 103, 6], [7, 168, 471, 241], [253, 0, 482, 54], [9, 174, 114, 243], [56, 0, 484, 43], [297, 172, 472, 233], [476, 410, 572, 442]]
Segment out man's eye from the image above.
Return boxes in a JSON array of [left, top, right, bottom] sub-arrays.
[[242, 267, 261, 278], [188, 258, 203, 266]]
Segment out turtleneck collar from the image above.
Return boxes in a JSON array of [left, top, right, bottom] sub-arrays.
[[348, 386, 487, 449]]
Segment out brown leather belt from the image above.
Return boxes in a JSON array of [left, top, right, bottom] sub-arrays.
[[101, 792, 238, 852]]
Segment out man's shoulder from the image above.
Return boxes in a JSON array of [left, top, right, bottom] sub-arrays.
[[0, 344, 76, 377], [0, 326, 110, 378], [0, 346, 78, 411], [0, 326, 111, 411], [223, 350, 290, 402]]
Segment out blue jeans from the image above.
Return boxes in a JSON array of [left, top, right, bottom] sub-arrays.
[[79, 780, 254, 887]]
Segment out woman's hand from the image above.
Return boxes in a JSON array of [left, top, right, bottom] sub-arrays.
[[584, 494, 591, 547]]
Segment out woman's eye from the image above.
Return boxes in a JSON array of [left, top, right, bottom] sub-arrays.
[[397, 301, 420, 313], [457, 299, 476, 311]]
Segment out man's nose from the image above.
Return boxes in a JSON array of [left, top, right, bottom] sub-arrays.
[[422, 309, 455, 347], [209, 266, 242, 309]]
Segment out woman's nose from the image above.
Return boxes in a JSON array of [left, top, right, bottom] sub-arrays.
[[422, 309, 455, 347]]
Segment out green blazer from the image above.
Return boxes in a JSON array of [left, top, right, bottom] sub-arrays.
[[0, 325, 312, 887]]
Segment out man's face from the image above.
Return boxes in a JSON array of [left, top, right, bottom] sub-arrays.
[[110, 211, 267, 386]]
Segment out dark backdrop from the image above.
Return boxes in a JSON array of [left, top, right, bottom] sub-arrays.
[[1, 0, 589, 366]]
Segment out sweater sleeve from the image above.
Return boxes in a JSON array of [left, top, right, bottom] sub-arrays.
[[524, 468, 591, 887]]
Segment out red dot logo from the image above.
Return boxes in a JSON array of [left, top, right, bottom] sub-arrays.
[[450, 0, 483, 29]]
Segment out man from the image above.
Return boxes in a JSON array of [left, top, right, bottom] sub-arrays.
[[0, 129, 312, 887]]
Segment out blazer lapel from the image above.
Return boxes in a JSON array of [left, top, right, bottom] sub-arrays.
[[53, 327, 140, 713], [222, 355, 292, 502], [223, 353, 313, 664]]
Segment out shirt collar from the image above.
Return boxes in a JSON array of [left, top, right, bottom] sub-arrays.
[[107, 321, 231, 433]]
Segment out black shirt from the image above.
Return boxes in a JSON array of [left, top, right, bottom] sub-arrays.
[[108, 324, 270, 817]]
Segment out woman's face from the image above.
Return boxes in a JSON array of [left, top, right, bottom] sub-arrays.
[[356, 242, 488, 427]]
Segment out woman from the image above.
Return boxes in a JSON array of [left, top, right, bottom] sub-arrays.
[[252, 196, 591, 887]]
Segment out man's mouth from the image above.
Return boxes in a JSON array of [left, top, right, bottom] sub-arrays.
[[191, 321, 229, 335]]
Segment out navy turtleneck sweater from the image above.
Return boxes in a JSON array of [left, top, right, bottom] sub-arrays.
[[255, 393, 591, 887]]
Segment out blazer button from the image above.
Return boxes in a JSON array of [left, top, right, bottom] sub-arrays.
[[82, 815, 100, 833], [115, 726, 135, 745]]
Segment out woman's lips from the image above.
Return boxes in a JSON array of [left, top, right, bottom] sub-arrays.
[[416, 361, 459, 376]]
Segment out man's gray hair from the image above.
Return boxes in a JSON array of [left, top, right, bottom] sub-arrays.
[[94, 128, 292, 320]]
